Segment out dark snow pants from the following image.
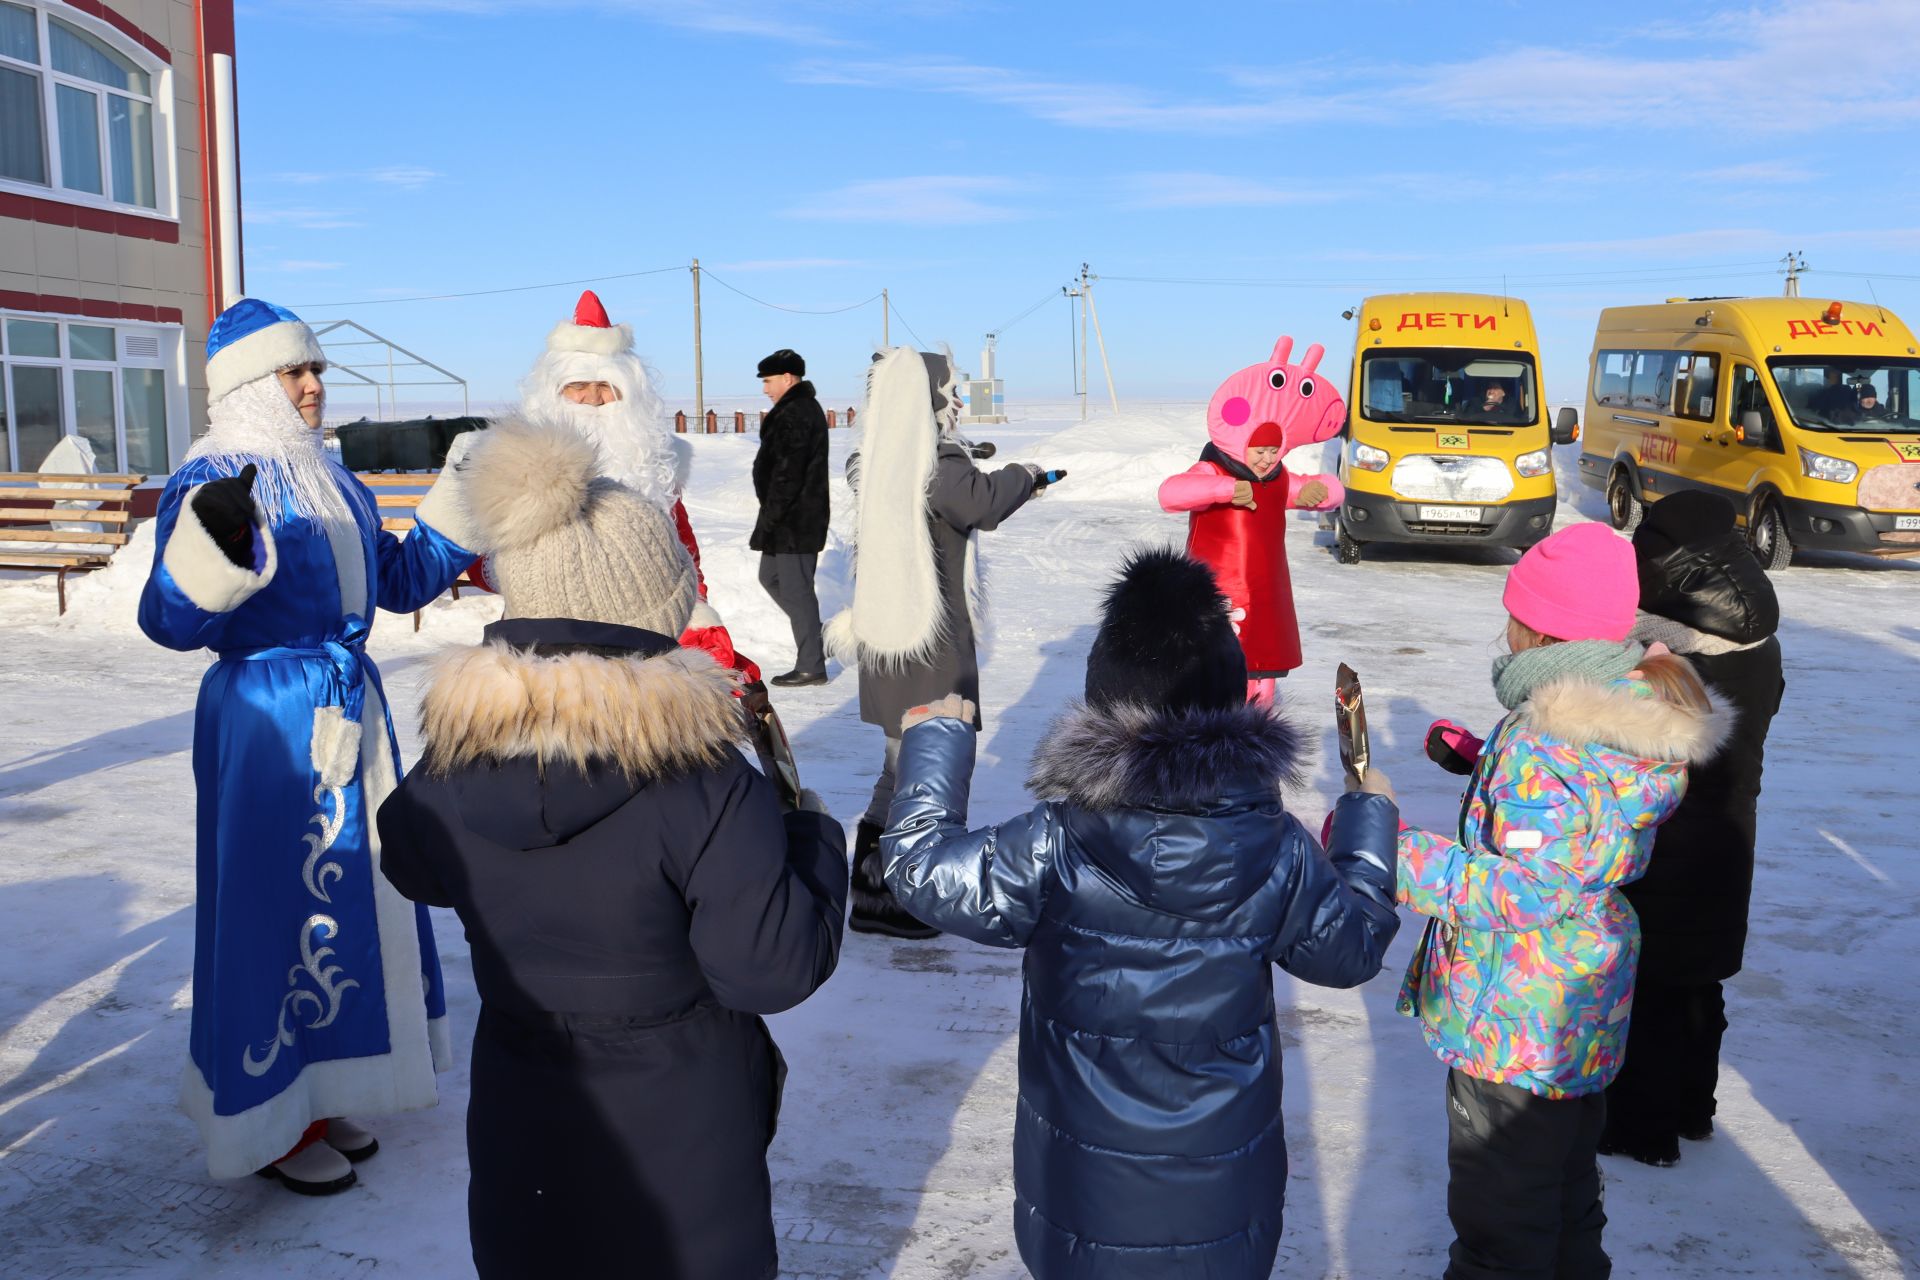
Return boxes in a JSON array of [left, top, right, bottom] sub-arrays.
[[1604, 980, 1727, 1145], [1444, 1069, 1609, 1280], [758, 552, 825, 675]]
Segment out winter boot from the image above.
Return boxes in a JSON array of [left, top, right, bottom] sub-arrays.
[[258, 1141, 357, 1195], [848, 820, 939, 940], [324, 1117, 379, 1163]]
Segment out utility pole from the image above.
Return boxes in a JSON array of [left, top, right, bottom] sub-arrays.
[[1782, 251, 1806, 298], [882, 287, 889, 346], [1082, 264, 1118, 414], [1079, 267, 1090, 421], [691, 258, 705, 427]]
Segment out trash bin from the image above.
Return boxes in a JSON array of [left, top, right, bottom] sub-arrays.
[[336, 416, 490, 471]]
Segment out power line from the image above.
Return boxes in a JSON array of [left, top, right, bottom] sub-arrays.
[[699, 269, 884, 315], [1102, 260, 1787, 290], [1811, 268, 1920, 283], [294, 264, 686, 310], [887, 297, 927, 349], [991, 287, 1065, 337]]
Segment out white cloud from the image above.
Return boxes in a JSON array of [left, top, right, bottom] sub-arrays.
[[1120, 173, 1345, 209], [786, 177, 1027, 225], [796, 0, 1920, 137], [266, 166, 443, 188], [242, 207, 363, 230]]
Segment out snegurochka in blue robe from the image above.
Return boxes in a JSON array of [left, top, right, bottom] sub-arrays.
[[139, 371, 478, 1178]]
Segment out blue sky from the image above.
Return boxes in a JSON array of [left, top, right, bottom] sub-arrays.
[[236, 0, 1920, 411]]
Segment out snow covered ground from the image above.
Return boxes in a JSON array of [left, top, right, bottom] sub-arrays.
[[1, 404, 1915, 1279]]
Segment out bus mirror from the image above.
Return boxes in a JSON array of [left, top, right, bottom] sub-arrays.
[[1552, 406, 1580, 445], [1739, 410, 1767, 447]]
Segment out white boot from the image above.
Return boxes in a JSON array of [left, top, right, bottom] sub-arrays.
[[325, 1117, 379, 1162], [259, 1141, 356, 1195]]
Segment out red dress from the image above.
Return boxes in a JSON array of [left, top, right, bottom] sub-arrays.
[[1181, 465, 1303, 677]]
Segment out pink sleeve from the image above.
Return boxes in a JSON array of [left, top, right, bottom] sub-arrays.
[[1159, 464, 1237, 513], [1285, 470, 1345, 511]]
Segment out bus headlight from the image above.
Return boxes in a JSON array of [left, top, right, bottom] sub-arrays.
[[1798, 448, 1858, 484], [1515, 449, 1552, 478], [1351, 442, 1389, 472]]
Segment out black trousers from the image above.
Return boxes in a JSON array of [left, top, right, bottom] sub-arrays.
[[1604, 980, 1727, 1146], [757, 551, 824, 674], [1445, 1069, 1610, 1280]]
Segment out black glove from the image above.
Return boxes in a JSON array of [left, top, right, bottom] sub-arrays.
[[190, 463, 259, 569], [1024, 464, 1067, 492], [968, 441, 997, 460]]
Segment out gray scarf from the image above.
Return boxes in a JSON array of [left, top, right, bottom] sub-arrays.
[[1492, 639, 1646, 710]]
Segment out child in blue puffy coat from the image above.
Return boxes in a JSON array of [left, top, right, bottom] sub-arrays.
[[880, 548, 1401, 1280]]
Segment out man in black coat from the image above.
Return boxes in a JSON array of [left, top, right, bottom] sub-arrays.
[[751, 349, 831, 686], [1602, 490, 1785, 1168]]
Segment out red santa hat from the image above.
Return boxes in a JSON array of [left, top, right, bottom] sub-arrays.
[[546, 290, 634, 358]]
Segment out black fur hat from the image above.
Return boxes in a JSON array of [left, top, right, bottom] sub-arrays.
[[1085, 548, 1247, 713], [757, 348, 805, 378]]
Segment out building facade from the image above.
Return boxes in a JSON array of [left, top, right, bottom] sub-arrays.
[[1, 0, 238, 478]]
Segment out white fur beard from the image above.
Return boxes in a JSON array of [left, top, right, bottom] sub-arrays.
[[188, 377, 343, 525], [542, 399, 682, 509]]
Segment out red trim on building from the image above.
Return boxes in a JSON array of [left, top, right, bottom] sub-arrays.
[[0, 190, 182, 243], [0, 289, 185, 325], [59, 0, 173, 64]]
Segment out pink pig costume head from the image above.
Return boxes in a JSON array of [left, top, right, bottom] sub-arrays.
[[1206, 336, 1347, 464]]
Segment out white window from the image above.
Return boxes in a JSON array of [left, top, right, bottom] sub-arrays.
[[0, 1, 169, 215], [2, 309, 178, 473]]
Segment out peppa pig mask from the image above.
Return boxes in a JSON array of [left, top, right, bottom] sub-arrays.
[[1206, 336, 1348, 466]]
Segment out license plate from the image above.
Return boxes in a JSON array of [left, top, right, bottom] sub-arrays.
[[1897, 515, 1920, 531], [1419, 505, 1483, 523]]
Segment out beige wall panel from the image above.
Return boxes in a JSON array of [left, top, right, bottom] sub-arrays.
[[0, 219, 36, 277], [114, 236, 159, 290], [76, 232, 119, 286], [0, 268, 39, 296], [31, 223, 80, 285]]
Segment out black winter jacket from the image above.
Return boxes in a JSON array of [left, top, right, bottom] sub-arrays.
[[376, 617, 847, 1280], [1628, 532, 1784, 982], [750, 380, 830, 554]]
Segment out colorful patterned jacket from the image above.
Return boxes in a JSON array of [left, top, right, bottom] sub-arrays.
[[1397, 673, 1730, 1098]]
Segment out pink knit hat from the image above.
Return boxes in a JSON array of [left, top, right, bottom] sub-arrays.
[[1503, 523, 1638, 642]]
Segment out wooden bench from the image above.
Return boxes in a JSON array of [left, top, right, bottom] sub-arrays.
[[356, 473, 486, 631], [0, 472, 148, 614]]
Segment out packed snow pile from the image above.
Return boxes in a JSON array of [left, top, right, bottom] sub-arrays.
[[1, 404, 1915, 1279]]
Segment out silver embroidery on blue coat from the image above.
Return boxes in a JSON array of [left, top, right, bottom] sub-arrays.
[[244, 914, 361, 1077]]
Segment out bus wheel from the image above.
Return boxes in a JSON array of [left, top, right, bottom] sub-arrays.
[[1748, 498, 1794, 571], [1606, 467, 1644, 533], [1335, 523, 1365, 565]]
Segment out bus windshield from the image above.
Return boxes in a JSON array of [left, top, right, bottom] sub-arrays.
[[1360, 350, 1537, 426], [1768, 358, 1920, 433]]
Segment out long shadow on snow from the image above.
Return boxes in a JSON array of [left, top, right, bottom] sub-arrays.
[[761, 630, 1098, 1278]]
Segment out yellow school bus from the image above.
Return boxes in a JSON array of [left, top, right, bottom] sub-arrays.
[[1335, 293, 1575, 563], [1579, 297, 1920, 566]]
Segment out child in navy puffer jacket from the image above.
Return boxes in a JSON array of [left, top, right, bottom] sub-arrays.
[[880, 548, 1400, 1280]]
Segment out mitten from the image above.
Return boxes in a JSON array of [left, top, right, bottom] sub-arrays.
[[190, 464, 259, 569], [1425, 720, 1482, 775]]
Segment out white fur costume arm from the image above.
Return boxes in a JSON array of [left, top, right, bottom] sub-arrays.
[[413, 430, 483, 550], [825, 347, 941, 668], [161, 484, 279, 614]]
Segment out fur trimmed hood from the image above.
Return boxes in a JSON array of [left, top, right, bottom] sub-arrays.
[[1520, 676, 1733, 765], [1028, 700, 1309, 812], [418, 628, 744, 780]]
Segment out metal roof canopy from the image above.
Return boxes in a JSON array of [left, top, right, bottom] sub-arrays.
[[309, 319, 470, 418]]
